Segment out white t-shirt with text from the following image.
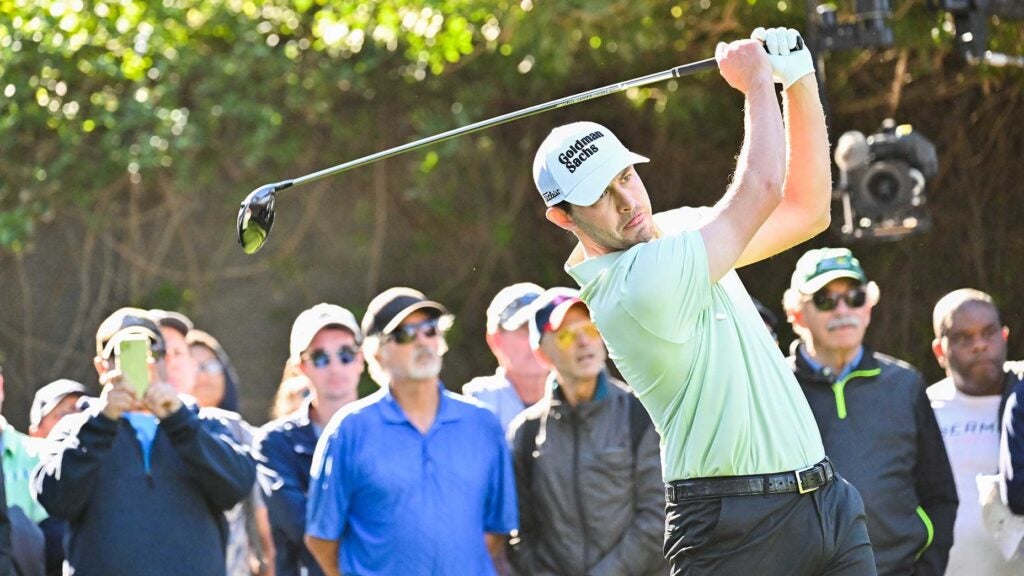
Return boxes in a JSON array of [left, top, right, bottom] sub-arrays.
[[928, 378, 1024, 575]]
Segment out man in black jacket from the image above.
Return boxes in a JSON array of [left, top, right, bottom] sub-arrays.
[[508, 288, 665, 576], [784, 248, 958, 576], [32, 308, 256, 576]]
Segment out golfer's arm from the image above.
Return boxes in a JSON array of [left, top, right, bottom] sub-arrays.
[[699, 80, 786, 283], [734, 75, 831, 268], [304, 535, 342, 576]]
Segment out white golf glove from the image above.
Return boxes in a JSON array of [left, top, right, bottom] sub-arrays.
[[751, 27, 814, 90]]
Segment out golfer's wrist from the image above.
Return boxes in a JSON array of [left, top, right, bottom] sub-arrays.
[[744, 77, 777, 102], [782, 73, 819, 98]]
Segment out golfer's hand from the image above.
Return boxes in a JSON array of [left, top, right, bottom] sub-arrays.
[[144, 381, 183, 419], [99, 370, 139, 421], [751, 27, 814, 90], [715, 39, 774, 95]]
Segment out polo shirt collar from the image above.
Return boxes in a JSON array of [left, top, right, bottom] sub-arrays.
[[564, 218, 667, 287], [566, 244, 623, 288], [797, 343, 867, 382], [379, 381, 462, 426], [294, 396, 314, 427]]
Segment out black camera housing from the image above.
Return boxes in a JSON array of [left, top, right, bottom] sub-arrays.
[[834, 121, 939, 242], [815, 0, 895, 53]]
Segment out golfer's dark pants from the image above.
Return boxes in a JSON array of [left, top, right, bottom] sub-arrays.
[[664, 473, 876, 576]]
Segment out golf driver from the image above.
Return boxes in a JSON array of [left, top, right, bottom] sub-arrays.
[[237, 57, 721, 254]]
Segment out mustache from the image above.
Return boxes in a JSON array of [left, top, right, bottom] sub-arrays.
[[826, 316, 861, 331]]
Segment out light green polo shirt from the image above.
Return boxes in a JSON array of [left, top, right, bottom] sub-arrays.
[[566, 207, 824, 482]]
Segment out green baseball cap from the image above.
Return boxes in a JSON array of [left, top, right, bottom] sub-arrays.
[[790, 247, 867, 295]]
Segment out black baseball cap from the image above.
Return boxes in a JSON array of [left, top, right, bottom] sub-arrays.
[[361, 287, 449, 338]]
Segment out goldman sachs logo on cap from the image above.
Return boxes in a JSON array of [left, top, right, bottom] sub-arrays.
[[558, 130, 605, 174]]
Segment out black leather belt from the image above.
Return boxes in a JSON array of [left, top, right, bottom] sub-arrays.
[[665, 458, 835, 502]]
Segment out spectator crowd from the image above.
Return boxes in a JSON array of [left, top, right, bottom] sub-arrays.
[[0, 246, 1021, 576]]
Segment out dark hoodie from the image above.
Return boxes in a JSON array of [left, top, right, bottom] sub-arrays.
[[790, 344, 958, 576]]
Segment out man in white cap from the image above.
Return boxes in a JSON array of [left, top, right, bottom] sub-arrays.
[[29, 379, 88, 439], [532, 28, 872, 574], [254, 303, 364, 576], [305, 287, 517, 576], [464, 282, 549, 430]]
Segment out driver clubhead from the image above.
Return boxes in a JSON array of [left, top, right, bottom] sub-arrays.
[[237, 183, 280, 254]]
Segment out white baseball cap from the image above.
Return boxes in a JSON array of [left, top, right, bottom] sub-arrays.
[[289, 303, 362, 361], [486, 282, 544, 333], [533, 121, 649, 207]]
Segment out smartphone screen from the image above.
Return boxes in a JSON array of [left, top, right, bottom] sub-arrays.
[[117, 335, 151, 397]]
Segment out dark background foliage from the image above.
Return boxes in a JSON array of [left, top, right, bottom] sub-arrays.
[[0, 0, 1021, 428]]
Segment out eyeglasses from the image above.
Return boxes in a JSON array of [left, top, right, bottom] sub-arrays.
[[304, 346, 360, 368], [387, 318, 440, 345], [811, 288, 867, 312], [197, 360, 224, 375], [553, 322, 602, 350]]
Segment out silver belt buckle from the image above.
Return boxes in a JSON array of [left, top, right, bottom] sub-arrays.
[[795, 465, 818, 494]]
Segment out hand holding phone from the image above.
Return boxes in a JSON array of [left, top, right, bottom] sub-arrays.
[[116, 334, 151, 398]]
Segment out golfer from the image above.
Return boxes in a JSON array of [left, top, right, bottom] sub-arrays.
[[533, 28, 875, 575]]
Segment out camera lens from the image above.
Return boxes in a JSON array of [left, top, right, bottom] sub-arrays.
[[866, 170, 901, 204], [849, 161, 914, 220]]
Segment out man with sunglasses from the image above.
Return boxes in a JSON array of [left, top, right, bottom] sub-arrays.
[[784, 247, 957, 576], [33, 308, 256, 576], [464, 282, 549, 431], [254, 303, 365, 576], [508, 288, 665, 576], [305, 287, 517, 576]]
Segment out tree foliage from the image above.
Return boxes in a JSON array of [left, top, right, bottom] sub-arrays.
[[0, 0, 1022, 425]]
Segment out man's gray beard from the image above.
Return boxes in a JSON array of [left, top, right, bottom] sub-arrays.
[[406, 352, 443, 381]]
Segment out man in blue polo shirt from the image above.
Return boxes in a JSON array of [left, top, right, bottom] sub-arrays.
[[305, 287, 518, 576], [532, 28, 874, 575]]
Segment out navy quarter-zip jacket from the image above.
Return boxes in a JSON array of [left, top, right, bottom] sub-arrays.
[[32, 399, 256, 576], [791, 345, 958, 576]]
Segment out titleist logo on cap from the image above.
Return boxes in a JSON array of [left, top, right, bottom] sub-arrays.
[[558, 131, 605, 174]]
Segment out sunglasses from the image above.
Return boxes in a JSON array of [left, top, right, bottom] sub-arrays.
[[553, 322, 602, 350], [304, 346, 360, 368], [387, 318, 440, 345], [811, 288, 867, 312]]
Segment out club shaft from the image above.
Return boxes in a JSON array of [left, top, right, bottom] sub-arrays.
[[288, 57, 718, 189]]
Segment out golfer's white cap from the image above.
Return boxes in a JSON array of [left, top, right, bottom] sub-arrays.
[[533, 121, 649, 207]]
